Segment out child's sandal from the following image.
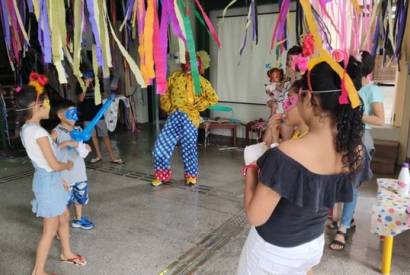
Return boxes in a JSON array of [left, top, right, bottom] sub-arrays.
[[329, 230, 347, 251], [327, 221, 338, 230], [60, 254, 87, 266]]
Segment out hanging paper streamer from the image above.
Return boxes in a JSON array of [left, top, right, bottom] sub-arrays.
[[194, 0, 221, 48], [97, 0, 112, 79], [119, 0, 135, 32], [106, 13, 147, 88], [178, 0, 201, 95], [142, 0, 156, 83], [154, 0, 170, 94], [168, 0, 186, 43], [394, 0, 409, 64], [38, 0, 52, 64], [0, 0, 30, 69], [271, 0, 291, 52], [221, 0, 240, 21], [47, 0, 68, 84], [208, 105, 233, 112], [85, 0, 104, 67], [71, 94, 115, 142], [72, 0, 83, 79], [239, 5, 253, 56], [252, 0, 258, 44], [174, 0, 187, 64], [299, 0, 361, 108]]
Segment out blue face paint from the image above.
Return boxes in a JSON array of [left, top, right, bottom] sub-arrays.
[[65, 107, 78, 122]]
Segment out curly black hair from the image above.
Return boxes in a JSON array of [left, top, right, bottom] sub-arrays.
[[301, 61, 364, 173]]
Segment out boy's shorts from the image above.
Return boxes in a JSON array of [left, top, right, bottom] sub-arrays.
[[68, 181, 89, 205], [84, 120, 108, 137]]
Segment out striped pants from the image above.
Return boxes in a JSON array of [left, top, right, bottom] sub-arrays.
[[153, 111, 198, 181]]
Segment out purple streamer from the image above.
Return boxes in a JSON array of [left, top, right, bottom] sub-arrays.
[[168, 0, 186, 42], [276, 0, 290, 40], [0, 0, 12, 52], [27, 0, 33, 13], [85, 0, 104, 66], [371, 17, 379, 57], [395, 0, 408, 59], [137, 0, 145, 38], [39, 0, 51, 63], [124, 0, 134, 21], [239, 27, 249, 56]]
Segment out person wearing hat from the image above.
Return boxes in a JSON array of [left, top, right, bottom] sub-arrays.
[[76, 70, 124, 164]]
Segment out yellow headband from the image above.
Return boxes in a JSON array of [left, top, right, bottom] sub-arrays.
[[300, 0, 361, 108]]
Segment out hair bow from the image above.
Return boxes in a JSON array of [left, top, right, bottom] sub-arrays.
[[301, 33, 315, 57], [291, 55, 309, 73]]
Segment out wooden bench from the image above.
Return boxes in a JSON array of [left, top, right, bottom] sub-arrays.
[[199, 121, 240, 147]]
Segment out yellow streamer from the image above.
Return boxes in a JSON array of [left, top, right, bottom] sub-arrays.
[[142, 0, 156, 82], [32, 0, 40, 19], [63, 47, 86, 92], [299, 0, 360, 108], [92, 45, 102, 105], [351, 0, 361, 14], [105, 12, 147, 88], [73, 0, 83, 78], [97, 0, 111, 79], [47, 0, 68, 84]]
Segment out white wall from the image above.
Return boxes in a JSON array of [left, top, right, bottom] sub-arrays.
[[209, 3, 286, 138]]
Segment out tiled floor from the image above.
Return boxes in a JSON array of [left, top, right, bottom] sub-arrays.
[[0, 127, 409, 275]]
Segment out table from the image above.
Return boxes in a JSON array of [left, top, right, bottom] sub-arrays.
[[245, 120, 267, 145], [370, 178, 410, 275], [199, 121, 240, 148]]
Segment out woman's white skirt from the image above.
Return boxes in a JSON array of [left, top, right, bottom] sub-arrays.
[[237, 227, 324, 275]]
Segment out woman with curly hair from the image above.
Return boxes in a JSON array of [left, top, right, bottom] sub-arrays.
[[329, 51, 384, 251], [238, 61, 364, 275]]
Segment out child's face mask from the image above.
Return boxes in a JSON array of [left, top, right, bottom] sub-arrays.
[[65, 107, 79, 122], [283, 95, 299, 113]]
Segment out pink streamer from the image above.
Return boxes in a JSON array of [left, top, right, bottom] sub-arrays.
[[154, 0, 169, 94], [270, 0, 291, 51], [194, 0, 221, 48]]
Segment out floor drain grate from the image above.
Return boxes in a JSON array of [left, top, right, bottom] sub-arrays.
[[159, 212, 247, 275], [86, 164, 161, 184], [0, 169, 33, 184]]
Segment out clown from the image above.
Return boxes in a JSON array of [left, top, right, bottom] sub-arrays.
[[152, 51, 218, 186]]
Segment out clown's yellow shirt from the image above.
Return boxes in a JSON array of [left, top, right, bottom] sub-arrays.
[[160, 72, 219, 127]]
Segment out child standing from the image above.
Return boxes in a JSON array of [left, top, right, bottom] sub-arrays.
[[16, 79, 86, 275], [52, 100, 95, 230]]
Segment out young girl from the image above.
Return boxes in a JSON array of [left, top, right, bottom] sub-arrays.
[[264, 80, 309, 146], [16, 79, 86, 275]]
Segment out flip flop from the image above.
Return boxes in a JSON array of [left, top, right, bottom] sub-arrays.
[[111, 159, 124, 165], [60, 255, 87, 267], [90, 157, 102, 163]]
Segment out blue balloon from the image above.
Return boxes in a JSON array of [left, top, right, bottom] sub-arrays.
[[70, 94, 115, 142]]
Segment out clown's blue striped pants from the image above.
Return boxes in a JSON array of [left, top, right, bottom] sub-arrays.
[[152, 111, 198, 181]]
